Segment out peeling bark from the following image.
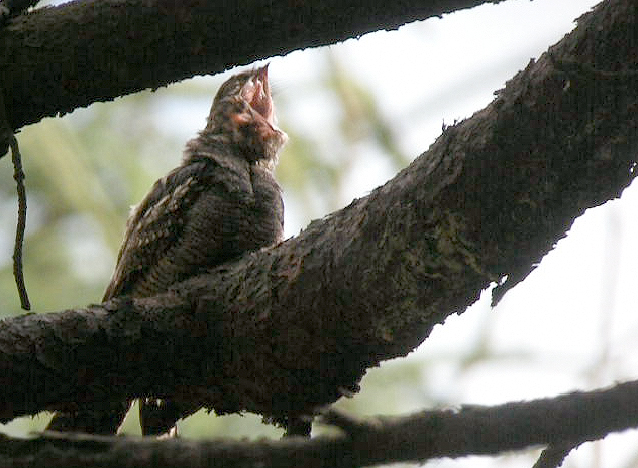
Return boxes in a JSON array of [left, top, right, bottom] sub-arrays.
[[0, 0, 636, 430]]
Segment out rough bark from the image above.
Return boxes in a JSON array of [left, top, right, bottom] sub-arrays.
[[0, 0, 502, 131], [0, 0, 636, 430], [3, 380, 638, 468]]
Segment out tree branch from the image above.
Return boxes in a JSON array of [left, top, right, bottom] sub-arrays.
[[532, 441, 581, 468], [3, 380, 638, 468], [0, 0, 636, 426], [0, 0, 501, 131]]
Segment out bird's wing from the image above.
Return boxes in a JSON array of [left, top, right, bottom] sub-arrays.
[[103, 160, 211, 301]]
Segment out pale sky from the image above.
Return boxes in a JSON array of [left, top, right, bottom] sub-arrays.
[[10, 1, 637, 466], [268, 1, 638, 467], [121, 1, 638, 466]]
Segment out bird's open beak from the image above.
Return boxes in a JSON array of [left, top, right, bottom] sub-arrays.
[[244, 64, 274, 125]]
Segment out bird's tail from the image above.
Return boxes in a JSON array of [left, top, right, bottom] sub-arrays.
[[46, 400, 131, 435]]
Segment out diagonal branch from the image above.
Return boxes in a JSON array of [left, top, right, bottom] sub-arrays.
[[3, 380, 638, 468], [0, 0, 636, 425], [0, 0, 501, 131]]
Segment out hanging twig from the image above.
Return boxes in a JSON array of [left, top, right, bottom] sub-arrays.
[[0, 83, 30, 310], [9, 135, 30, 310]]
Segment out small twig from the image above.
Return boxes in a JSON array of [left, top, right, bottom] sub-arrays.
[[320, 408, 382, 435], [0, 82, 30, 310], [9, 136, 30, 310], [532, 441, 582, 468]]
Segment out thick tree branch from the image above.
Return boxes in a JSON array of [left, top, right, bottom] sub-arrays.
[[0, 0, 635, 426], [3, 380, 638, 468], [0, 0, 501, 131]]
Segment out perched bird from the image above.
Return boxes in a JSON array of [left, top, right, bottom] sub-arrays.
[[47, 64, 288, 436]]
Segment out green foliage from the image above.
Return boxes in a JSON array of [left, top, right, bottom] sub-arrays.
[[0, 51, 418, 438]]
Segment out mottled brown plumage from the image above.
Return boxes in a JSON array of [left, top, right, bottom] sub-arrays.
[[47, 65, 287, 436], [103, 66, 286, 302]]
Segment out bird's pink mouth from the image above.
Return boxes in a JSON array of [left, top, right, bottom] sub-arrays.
[[243, 64, 274, 125]]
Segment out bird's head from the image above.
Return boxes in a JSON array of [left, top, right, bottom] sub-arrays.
[[204, 64, 288, 164]]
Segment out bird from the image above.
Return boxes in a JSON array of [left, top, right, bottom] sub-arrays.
[[46, 64, 288, 436]]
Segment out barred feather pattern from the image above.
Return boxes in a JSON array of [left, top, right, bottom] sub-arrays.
[[102, 150, 283, 302], [46, 65, 287, 436]]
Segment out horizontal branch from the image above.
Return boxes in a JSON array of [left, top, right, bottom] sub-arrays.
[[0, 0, 636, 424], [0, 0, 498, 130], [3, 380, 638, 468]]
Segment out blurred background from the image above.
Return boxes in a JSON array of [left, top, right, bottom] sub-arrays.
[[3, 0, 638, 467]]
